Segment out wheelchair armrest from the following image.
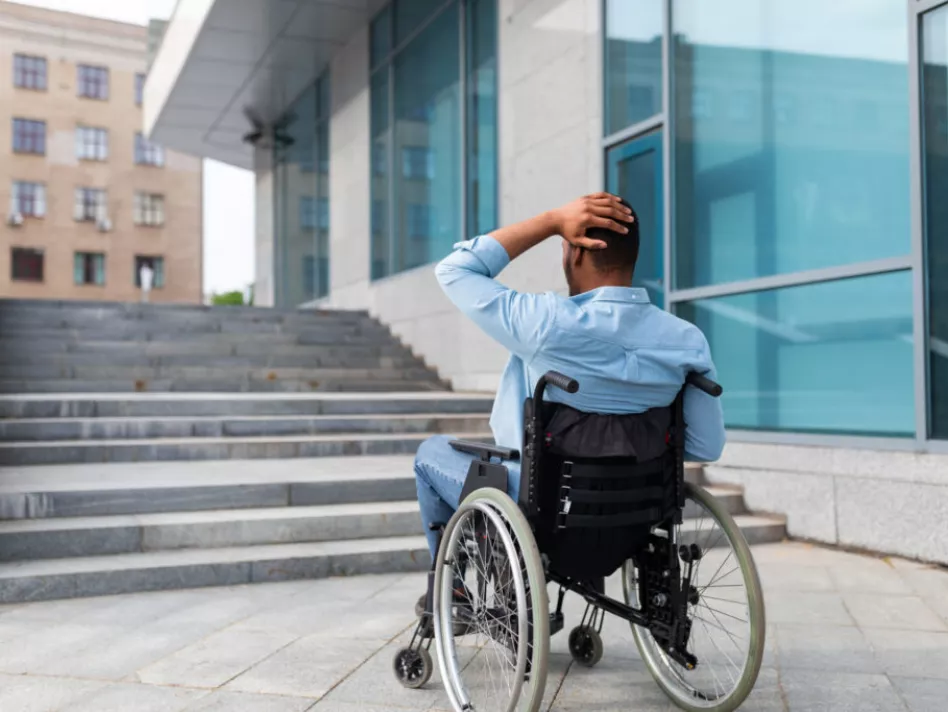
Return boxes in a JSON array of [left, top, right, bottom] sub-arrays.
[[449, 439, 520, 462]]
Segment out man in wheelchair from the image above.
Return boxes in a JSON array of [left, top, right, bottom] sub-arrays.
[[395, 195, 765, 712]]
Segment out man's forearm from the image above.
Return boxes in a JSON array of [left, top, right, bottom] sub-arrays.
[[489, 211, 559, 261]]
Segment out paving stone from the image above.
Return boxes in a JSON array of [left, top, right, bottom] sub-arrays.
[[888, 676, 948, 712], [841, 593, 947, 632], [780, 669, 909, 712], [774, 623, 881, 673], [756, 562, 836, 593], [224, 633, 388, 698], [861, 628, 948, 680], [136, 627, 300, 688], [763, 591, 856, 627], [182, 691, 315, 712], [64, 683, 208, 711], [0, 672, 105, 712], [829, 558, 915, 595]]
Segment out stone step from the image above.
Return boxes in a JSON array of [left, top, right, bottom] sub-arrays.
[[0, 318, 382, 336], [0, 535, 431, 603], [0, 430, 492, 466], [0, 501, 423, 561], [0, 413, 490, 441], [0, 378, 447, 394], [0, 353, 418, 369], [0, 456, 422, 519], [0, 364, 441, 382], [0, 392, 494, 419], [0, 339, 414, 358]]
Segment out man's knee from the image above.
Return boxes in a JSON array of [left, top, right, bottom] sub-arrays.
[[414, 434, 455, 472]]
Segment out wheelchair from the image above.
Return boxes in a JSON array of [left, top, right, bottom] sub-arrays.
[[393, 371, 766, 712]]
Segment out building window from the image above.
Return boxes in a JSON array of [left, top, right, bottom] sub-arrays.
[[10, 181, 46, 218], [74, 188, 107, 222], [402, 146, 435, 180], [604, 0, 662, 135], [134, 256, 165, 288], [134, 133, 165, 166], [75, 126, 109, 161], [272, 70, 331, 307], [134, 192, 165, 226], [12, 118, 45, 155], [11, 248, 44, 282], [74, 252, 105, 286], [77, 64, 109, 100], [672, 0, 910, 289], [135, 73, 146, 106], [677, 271, 915, 436], [370, 0, 497, 280], [14, 54, 46, 91]]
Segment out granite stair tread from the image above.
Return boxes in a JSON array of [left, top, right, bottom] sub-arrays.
[[0, 534, 429, 578]]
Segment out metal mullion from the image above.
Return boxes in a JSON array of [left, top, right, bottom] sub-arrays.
[[666, 255, 914, 304], [460, 0, 468, 240], [727, 429, 918, 452], [602, 114, 664, 150], [387, 60, 396, 277], [661, 0, 672, 310], [916, 0, 947, 14], [908, 0, 930, 443]]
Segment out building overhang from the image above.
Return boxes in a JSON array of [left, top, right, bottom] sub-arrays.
[[144, 0, 374, 169]]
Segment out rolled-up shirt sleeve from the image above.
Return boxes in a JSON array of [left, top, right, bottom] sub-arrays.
[[435, 235, 557, 362], [683, 337, 726, 462]]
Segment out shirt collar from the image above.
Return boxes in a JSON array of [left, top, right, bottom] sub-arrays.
[[570, 286, 651, 304]]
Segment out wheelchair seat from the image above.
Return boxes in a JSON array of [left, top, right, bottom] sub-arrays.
[[533, 402, 678, 580]]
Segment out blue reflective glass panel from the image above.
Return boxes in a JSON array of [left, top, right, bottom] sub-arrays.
[[466, 0, 497, 237], [677, 272, 915, 436], [393, 2, 460, 272], [673, 0, 911, 289], [370, 69, 391, 280], [605, 0, 663, 135]]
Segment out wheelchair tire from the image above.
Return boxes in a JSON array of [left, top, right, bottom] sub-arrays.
[[393, 646, 433, 689], [568, 625, 603, 668], [622, 482, 766, 712], [433, 487, 550, 712]]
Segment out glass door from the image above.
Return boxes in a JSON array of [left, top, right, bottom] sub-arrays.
[[606, 131, 664, 306]]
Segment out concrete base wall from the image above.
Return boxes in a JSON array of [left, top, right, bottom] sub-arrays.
[[325, 0, 602, 392], [706, 443, 948, 565]]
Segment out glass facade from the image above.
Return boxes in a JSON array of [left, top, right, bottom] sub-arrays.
[[273, 71, 331, 306], [923, 4, 948, 440], [602, 0, 941, 442], [370, 0, 497, 280]]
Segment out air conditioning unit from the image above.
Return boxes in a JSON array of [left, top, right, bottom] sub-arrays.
[[6, 212, 23, 227], [96, 216, 113, 233]]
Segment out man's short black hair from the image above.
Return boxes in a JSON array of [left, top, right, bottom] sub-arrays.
[[584, 196, 639, 274]]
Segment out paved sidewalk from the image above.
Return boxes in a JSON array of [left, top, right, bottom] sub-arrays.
[[0, 541, 945, 711]]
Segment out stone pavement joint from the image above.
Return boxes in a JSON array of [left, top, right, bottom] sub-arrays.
[[0, 541, 946, 711]]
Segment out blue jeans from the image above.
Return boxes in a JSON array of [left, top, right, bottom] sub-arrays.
[[414, 435, 521, 558]]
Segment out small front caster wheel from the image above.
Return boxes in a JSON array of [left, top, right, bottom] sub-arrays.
[[393, 646, 433, 689], [568, 625, 604, 667]]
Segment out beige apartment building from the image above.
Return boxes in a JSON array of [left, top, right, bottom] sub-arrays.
[[0, 1, 202, 303]]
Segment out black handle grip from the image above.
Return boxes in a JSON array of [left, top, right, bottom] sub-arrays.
[[543, 371, 580, 394], [686, 372, 723, 397]]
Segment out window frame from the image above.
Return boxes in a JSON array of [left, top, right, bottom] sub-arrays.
[[134, 192, 166, 227], [12, 118, 46, 155], [74, 187, 107, 222], [134, 255, 165, 288], [134, 132, 165, 167], [135, 73, 146, 106], [75, 126, 109, 161], [10, 247, 44, 282], [13, 54, 47, 91], [11, 181, 46, 218], [77, 64, 109, 100], [74, 252, 106, 286]]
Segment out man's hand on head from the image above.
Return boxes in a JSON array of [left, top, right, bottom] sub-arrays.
[[551, 193, 633, 251]]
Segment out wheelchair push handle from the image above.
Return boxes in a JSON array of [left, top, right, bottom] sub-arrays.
[[541, 371, 580, 395], [686, 372, 723, 397]]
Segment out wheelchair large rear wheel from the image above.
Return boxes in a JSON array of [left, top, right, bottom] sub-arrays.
[[433, 487, 550, 712], [622, 482, 766, 712]]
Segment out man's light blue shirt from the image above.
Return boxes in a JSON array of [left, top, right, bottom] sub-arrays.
[[435, 235, 726, 465]]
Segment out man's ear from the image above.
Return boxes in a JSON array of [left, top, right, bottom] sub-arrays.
[[572, 245, 587, 268]]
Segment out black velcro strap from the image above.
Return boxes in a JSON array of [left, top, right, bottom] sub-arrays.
[[567, 487, 665, 504], [560, 508, 665, 529], [567, 459, 665, 480]]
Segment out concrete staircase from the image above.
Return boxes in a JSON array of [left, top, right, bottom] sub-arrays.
[[0, 299, 786, 603], [0, 458, 786, 603]]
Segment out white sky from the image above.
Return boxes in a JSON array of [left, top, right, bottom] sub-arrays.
[[12, 0, 256, 297]]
